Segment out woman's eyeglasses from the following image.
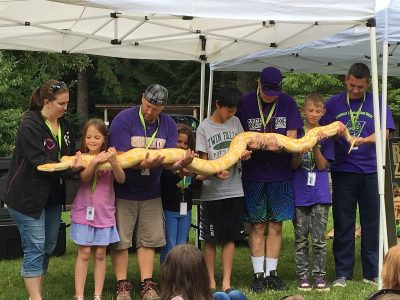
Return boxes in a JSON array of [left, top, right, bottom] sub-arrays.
[[49, 81, 67, 94]]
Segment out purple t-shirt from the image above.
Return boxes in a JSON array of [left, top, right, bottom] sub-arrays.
[[108, 106, 178, 200], [322, 91, 395, 174], [237, 91, 302, 182], [293, 129, 334, 206]]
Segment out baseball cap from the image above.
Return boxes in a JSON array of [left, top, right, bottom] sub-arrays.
[[259, 67, 283, 96], [143, 84, 168, 106]]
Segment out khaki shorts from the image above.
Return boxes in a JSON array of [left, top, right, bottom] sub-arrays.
[[109, 198, 165, 250]]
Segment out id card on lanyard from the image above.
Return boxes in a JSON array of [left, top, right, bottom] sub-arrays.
[[138, 107, 159, 176], [177, 176, 190, 215], [303, 126, 316, 186], [86, 173, 97, 221]]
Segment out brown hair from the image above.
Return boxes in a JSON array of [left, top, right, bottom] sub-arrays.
[[177, 123, 195, 150], [29, 80, 69, 111], [382, 245, 400, 289], [80, 118, 108, 153], [304, 93, 325, 107], [161, 244, 212, 300]]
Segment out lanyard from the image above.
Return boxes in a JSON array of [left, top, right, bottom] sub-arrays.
[[177, 176, 191, 203], [303, 126, 315, 172], [89, 172, 98, 206], [346, 93, 365, 132], [257, 87, 276, 132], [177, 176, 191, 190], [44, 119, 62, 159], [138, 107, 159, 149]]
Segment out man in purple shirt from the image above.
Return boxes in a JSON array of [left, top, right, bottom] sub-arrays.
[[108, 84, 194, 300], [322, 63, 395, 288], [237, 67, 303, 292]]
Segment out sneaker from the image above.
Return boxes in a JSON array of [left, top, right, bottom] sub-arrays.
[[332, 277, 347, 287], [363, 278, 378, 285], [265, 270, 288, 291], [298, 277, 312, 291], [116, 279, 132, 300], [140, 280, 161, 300], [250, 272, 267, 293], [314, 277, 330, 291]]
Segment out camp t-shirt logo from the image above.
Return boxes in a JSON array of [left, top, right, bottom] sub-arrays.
[[275, 117, 286, 129], [247, 118, 262, 131], [207, 131, 236, 159], [346, 120, 366, 137]]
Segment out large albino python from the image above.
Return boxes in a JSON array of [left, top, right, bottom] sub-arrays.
[[37, 121, 351, 176]]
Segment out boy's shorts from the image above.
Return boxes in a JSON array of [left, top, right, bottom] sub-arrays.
[[199, 197, 245, 243], [243, 180, 295, 223], [109, 198, 165, 250]]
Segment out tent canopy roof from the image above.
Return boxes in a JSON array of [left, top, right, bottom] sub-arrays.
[[211, 0, 399, 74], [0, 0, 375, 62]]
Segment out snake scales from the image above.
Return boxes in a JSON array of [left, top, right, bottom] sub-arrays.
[[37, 121, 351, 176]]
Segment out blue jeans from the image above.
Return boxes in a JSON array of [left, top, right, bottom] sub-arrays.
[[160, 210, 191, 263], [8, 205, 62, 277], [213, 290, 247, 300]]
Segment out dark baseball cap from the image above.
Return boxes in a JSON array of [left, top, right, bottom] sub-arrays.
[[260, 67, 283, 96], [143, 84, 168, 106]]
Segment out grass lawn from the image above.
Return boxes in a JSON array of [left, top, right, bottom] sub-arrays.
[[0, 208, 376, 300]]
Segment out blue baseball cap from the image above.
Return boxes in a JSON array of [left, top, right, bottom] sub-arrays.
[[259, 67, 282, 96]]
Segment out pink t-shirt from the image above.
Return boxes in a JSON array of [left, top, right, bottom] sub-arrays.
[[71, 171, 116, 227]]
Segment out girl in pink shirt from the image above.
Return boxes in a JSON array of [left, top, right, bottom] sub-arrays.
[[70, 119, 125, 300]]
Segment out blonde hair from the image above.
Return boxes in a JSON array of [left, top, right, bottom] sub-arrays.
[[304, 93, 325, 107], [382, 245, 400, 289]]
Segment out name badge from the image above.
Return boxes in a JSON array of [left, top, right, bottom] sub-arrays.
[[179, 202, 188, 215], [86, 207, 95, 221], [307, 172, 316, 186], [141, 168, 150, 176]]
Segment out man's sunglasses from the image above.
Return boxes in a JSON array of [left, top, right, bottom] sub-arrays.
[[49, 81, 67, 94], [262, 82, 282, 90]]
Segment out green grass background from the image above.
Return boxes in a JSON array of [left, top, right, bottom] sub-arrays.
[[0, 208, 376, 300]]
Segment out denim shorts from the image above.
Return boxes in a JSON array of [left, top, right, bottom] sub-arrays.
[[8, 205, 62, 277]]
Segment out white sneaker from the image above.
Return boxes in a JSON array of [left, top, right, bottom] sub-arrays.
[[332, 277, 347, 287], [363, 278, 378, 285]]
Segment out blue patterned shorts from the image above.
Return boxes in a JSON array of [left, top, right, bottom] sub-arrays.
[[243, 180, 295, 223]]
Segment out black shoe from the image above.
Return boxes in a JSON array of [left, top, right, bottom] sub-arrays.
[[251, 272, 267, 293], [265, 270, 288, 291]]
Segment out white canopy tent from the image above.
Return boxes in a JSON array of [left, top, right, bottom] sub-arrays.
[[211, 1, 400, 289], [0, 0, 375, 119]]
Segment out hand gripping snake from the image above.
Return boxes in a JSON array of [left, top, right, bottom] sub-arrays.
[[37, 121, 351, 176]]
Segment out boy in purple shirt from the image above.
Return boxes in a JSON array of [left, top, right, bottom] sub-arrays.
[[237, 67, 302, 292], [322, 63, 395, 288], [292, 93, 334, 292]]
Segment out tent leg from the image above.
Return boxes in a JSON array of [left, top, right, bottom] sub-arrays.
[[200, 61, 206, 121], [207, 70, 214, 118], [370, 24, 385, 290]]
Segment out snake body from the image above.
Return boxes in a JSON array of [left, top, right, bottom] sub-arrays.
[[37, 121, 351, 176]]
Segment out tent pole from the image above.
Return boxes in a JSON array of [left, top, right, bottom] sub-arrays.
[[382, 41, 389, 255], [207, 70, 214, 118], [369, 20, 385, 290], [200, 60, 206, 121]]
